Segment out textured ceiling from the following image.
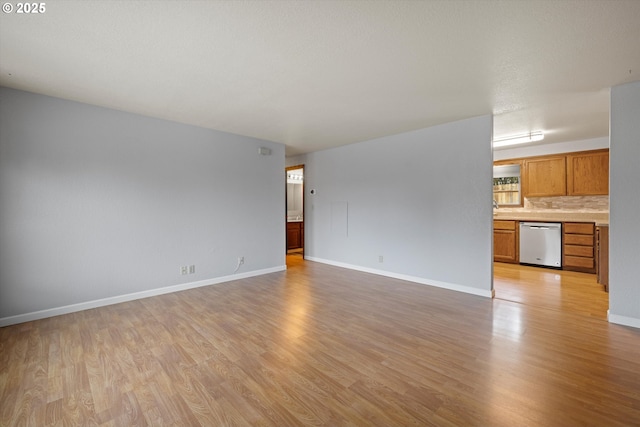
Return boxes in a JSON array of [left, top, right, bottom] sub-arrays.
[[1, 1, 639, 155]]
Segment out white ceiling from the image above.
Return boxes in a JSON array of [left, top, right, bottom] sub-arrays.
[[1, 1, 639, 156]]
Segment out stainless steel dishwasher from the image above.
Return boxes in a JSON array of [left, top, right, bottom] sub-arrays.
[[519, 222, 562, 268]]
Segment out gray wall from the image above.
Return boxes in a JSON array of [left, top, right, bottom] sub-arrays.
[[302, 116, 494, 296], [0, 87, 285, 324], [609, 80, 640, 328]]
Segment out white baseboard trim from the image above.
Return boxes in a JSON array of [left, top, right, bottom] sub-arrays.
[[608, 310, 640, 329], [0, 265, 286, 327], [305, 257, 493, 298]]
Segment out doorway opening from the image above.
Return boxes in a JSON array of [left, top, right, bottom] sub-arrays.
[[491, 155, 609, 319], [286, 165, 304, 264]]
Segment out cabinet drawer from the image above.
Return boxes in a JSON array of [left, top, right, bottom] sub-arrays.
[[564, 222, 594, 235], [564, 256, 594, 269], [565, 245, 593, 257], [494, 220, 517, 231], [564, 234, 594, 246]]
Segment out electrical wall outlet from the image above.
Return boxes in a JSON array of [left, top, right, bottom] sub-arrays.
[[378, 255, 384, 263], [189, 265, 195, 274], [180, 266, 188, 275], [238, 256, 245, 265]]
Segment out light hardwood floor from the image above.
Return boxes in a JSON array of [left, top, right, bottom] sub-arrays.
[[1, 257, 639, 426]]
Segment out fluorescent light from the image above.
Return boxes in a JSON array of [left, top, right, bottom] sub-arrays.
[[493, 131, 544, 148]]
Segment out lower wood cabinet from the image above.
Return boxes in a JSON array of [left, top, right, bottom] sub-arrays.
[[287, 221, 303, 250], [596, 225, 609, 291], [494, 219, 602, 275], [563, 222, 596, 273], [494, 220, 519, 263]]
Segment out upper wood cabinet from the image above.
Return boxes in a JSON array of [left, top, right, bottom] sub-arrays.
[[501, 149, 609, 198], [566, 149, 609, 195], [524, 156, 567, 197]]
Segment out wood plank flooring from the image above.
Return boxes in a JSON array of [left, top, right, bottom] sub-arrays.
[[1, 257, 639, 426], [493, 262, 610, 320]]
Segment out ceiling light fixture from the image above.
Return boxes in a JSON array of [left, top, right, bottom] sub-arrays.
[[493, 131, 544, 148]]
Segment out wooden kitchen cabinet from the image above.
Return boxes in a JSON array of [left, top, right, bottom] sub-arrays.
[[524, 156, 567, 197], [494, 220, 519, 263], [501, 149, 609, 199], [596, 225, 609, 291], [563, 222, 596, 273], [566, 149, 609, 195], [287, 222, 303, 250]]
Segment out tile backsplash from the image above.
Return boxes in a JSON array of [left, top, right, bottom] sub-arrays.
[[499, 195, 609, 212]]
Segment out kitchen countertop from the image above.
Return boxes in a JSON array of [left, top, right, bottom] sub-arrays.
[[493, 211, 609, 225]]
